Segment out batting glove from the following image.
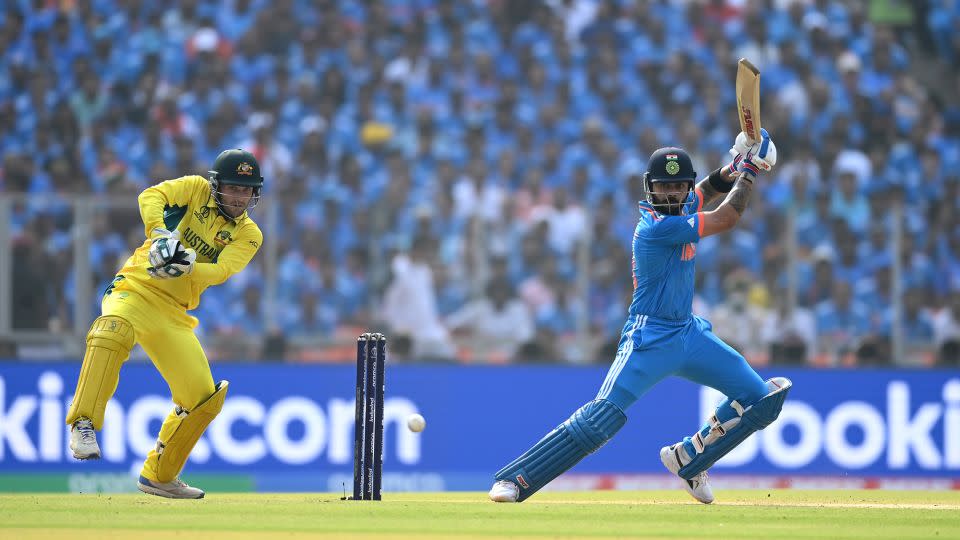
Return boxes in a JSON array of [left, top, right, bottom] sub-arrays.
[[728, 131, 754, 160], [738, 129, 777, 181]]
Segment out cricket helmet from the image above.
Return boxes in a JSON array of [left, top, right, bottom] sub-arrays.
[[644, 147, 696, 215], [208, 148, 263, 214]]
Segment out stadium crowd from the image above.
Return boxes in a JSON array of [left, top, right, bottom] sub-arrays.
[[2, 0, 959, 366]]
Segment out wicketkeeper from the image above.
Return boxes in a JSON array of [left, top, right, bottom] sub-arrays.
[[65, 149, 264, 499]]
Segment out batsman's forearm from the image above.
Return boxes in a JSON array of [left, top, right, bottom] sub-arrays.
[[724, 176, 754, 216]]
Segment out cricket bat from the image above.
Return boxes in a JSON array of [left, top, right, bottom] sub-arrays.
[[735, 58, 761, 145]]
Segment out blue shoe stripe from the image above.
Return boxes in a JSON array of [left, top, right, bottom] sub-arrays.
[[138, 475, 157, 488]]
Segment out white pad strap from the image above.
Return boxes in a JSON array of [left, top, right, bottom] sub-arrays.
[[696, 406, 744, 454], [730, 400, 745, 415], [692, 431, 705, 453]]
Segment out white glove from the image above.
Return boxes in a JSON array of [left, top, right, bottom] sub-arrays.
[[148, 228, 182, 269], [731, 128, 777, 180], [743, 128, 776, 173], [147, 228, 196, 279], [729, 131, 753, 159], [147, 246, 196, 279]]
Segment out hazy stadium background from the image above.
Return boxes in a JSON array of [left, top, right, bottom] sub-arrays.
[[0, 0, 958, 493]]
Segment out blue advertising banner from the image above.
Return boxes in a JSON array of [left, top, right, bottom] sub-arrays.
[[0, 362, 958, 492]]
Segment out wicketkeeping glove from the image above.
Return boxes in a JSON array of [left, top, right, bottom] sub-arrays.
[[148, 228, 183, 269], [147, 245, 196, 279], [147, 228, 196, 279]]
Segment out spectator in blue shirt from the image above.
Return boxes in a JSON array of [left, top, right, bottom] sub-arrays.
[[218, 283, 266, 337], [816, 280, 872, 358], [830, 166, 870, 234]]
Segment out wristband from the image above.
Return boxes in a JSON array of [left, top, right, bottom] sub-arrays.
[[708, 167, 734, 193]]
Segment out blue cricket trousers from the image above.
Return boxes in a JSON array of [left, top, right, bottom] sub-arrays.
[[596, 314, 768, 410]]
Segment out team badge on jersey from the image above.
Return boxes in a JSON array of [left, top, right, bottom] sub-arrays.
[[215, 230, 233, 247]]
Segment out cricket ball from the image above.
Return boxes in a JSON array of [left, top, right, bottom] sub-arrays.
[[406, 413, 426, 433]]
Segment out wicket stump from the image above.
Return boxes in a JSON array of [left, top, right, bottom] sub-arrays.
[[352, 333, 386, 500]]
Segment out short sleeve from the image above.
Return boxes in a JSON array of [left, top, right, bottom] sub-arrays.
[[642, 212, 703, 245]]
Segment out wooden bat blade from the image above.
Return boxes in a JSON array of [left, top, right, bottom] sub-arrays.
[[736, 58, 762, 144], [738, 58, 760, 76]]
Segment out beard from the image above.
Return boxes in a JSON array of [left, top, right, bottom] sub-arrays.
[[650, 194, 687, 215]]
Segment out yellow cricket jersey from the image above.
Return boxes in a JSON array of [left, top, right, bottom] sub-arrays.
[[111, 175, 263, 311]]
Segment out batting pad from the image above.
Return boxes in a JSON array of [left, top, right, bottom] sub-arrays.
[[142, 381, 228, 483], [495, 399, 626, 502], [678, 377, 792, 479], [66, 316, 135, 430]]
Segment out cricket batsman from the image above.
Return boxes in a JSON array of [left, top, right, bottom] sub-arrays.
[[489, 130, 791, 504], [65, 149, 264, 499]]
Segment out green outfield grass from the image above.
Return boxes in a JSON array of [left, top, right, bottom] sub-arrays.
[[1, 490, 957, 539]]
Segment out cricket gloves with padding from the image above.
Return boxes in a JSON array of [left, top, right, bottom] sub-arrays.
[[729, 128, 777, 180], [147, 228, 196, 279]]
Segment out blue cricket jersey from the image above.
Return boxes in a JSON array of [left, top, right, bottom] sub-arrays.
[[628, 189, 705, 320]]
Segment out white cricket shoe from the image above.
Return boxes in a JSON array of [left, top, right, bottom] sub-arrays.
[[69, 418, 101, 460], [488, 480, 519, 503], [660, 444, 714, 504], [137, 476, 205, 499]]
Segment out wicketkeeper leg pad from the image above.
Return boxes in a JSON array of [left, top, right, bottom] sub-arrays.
[[677, 377, 792, 479], [141, 380, 228, 483], [494, 399, 626, 502], [65, 316, 135, 430]]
